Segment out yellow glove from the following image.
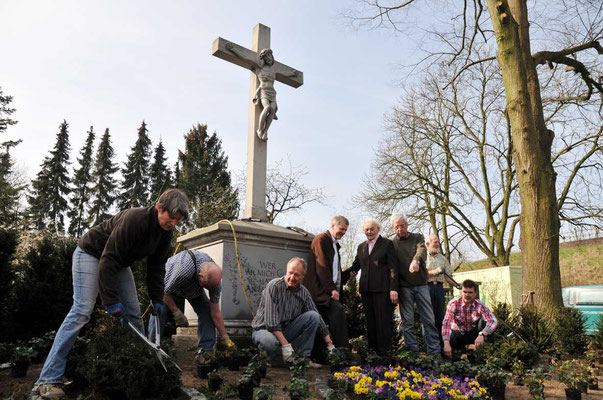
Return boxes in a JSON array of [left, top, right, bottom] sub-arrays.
[[222, 338, 236, 350]]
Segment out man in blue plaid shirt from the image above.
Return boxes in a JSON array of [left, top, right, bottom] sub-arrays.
[[148, 250, 235, 359]]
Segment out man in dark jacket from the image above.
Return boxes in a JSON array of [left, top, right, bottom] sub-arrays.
[[348, 218, 398, 356], [34, 189, 188, 399], [304, 216, 350, 352], [391, 213, 441, 355]]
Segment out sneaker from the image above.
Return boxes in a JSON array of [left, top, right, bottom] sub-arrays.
[[37, 383, 65, 399]]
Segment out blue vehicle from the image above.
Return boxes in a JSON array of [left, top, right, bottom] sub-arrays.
[[561, 285, 603, 335]]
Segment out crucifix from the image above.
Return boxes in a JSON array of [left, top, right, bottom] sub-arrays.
[[212, 23, 303, 222]]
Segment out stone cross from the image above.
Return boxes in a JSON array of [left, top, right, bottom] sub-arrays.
[[212, 23, 303, 222]]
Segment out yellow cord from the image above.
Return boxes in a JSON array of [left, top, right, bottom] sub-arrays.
[[218, 219, 256, 317]]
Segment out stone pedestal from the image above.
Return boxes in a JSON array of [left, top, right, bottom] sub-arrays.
[[177, 220, 313, 345]]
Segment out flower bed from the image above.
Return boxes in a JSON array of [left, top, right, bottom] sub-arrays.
[[332, 365, 490, 399]]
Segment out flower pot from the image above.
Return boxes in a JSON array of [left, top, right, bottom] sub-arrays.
[[513, 377, 525, 386], [565, 388, 581, 400], [196, 364, 212, 379], [488, 383, 506, 400], [238, 383, 254, 400], [227, 357, 239, 371], [576, 381, 587, 393], [588, 378, 598, 390], [10, 361, 30, 378], [208, 376, 223, 391]]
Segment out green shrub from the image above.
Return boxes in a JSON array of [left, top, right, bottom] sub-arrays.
[[72, 315, 182, 399], [592, 313, 603, 350], [341, 277, 366, 339], [0, 228, 18, 341], [554, 306, 588, 356], [8, 232, 76, 341], [510, 307, 554, 352], [491, 302, 513, 338], [471, 339, 539, 369]]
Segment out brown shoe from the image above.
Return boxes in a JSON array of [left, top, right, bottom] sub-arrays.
[[37, 383, 65, 399]]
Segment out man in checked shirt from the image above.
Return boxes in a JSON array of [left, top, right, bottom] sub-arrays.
[[251, 257, 335, 365], [148, 250, 235, 361], [442, 279, 498, 359]]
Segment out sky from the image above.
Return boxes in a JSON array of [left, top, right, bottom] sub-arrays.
[[1, 1, 418, 239]]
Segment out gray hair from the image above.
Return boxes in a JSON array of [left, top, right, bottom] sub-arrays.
[[390, 213, 407, 226], [287, 257, 308, 274], [362, 218, 381, 231], [331, 215, 349, 227], [157, 189, 189, 220]]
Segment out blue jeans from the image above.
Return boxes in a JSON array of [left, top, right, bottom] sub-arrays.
[[37, 247, 143, 384], [399, 285, 441, 355], [252, 311, 321, 357], [148, 291, 216, 350]]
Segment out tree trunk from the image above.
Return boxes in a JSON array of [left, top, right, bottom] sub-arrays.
[[485, 0, 562, 319]]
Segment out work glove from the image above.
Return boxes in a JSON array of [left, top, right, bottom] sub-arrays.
[[107, 303, 123, 318], [172, 309, 189, 327], [222, 338, 237, 350], [281, 343, 294, 363], [327, 344, 336, 354], [153, 302, 165, 316], [455, 283, 462, 290]]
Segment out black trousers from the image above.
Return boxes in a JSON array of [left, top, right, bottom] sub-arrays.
[[449, 328, 479, 350], [311, 299, 349, 363], [361, 292, 393, 356], [428, 282, 446, 341]]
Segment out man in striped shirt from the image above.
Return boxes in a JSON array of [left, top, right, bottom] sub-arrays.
[[442, 279, 498, 359], [251, 257, 335, 364], [148, 250, 235, 357]]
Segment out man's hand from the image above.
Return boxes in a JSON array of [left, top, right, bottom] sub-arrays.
[[409, 260, 420, 273], [222, 338, 237, 350], [331, 289, 340, 301], [350, 271, 357, 279], [475, 334, 485, 347], [107, 303, 123, 318], [455, 283, 462, 290], [429, 267, 442, 276], [172, 309, 189, 327], [390, 290, 398, 304], [443, 340, 452, 359], [281, 343, 294, 363]]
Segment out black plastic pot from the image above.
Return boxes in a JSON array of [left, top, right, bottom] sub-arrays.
[[238, 383, 254, 400], [488, 383, 506, 400], [196, 364, 211, 379], [577, 381, 588, 394], [208, 376, 223, 391], [565, 388, 582, 400], [10, 361, 30, 378], [259, 364, 267, 378], [588, 378, 598, 390], [227, 357, 239, 371]]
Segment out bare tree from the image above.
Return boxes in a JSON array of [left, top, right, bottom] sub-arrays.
[[265, 158, 327, 224], [346, 0, 603, 319]]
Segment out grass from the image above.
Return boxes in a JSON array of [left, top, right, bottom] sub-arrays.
[[459, 243, 603, 287]]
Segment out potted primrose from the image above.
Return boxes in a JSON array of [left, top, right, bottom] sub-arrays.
[[10, 346, 35, 378]]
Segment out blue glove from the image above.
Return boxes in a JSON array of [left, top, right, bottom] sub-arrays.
[[153, 302, 165, 316], [107, 303, 123, 318]]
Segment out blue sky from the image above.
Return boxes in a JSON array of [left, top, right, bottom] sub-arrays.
[[1, 1, 417, 235]]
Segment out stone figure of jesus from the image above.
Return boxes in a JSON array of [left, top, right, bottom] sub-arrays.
[[225, 42, 297, 141]]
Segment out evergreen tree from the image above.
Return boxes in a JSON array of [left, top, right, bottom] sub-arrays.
[[176, 124, 239, 229], [0, 87, 24, 226], [89, 128, 119, 226], [148, 139, 172, 204], [28, 120, 71, 233], [119, 121, 152, 209], [67, 126, 95, 237]]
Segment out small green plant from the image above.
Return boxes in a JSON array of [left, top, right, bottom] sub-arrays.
[[511, 307, 554, 352], [289, 351, 309, 378], [11, 345, 35, 364], [327, 347, 350, 369], [349, 336, 369, 362], [554, 306, 588, 356], [511, 360, 526, 385], [254, 384, 275, 400], [324, 388, 345, 400], [554, 359, 589, 390], [524, 368, 547, 400], [284, 376, 310, 399], [476, 362, 511, 387]]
